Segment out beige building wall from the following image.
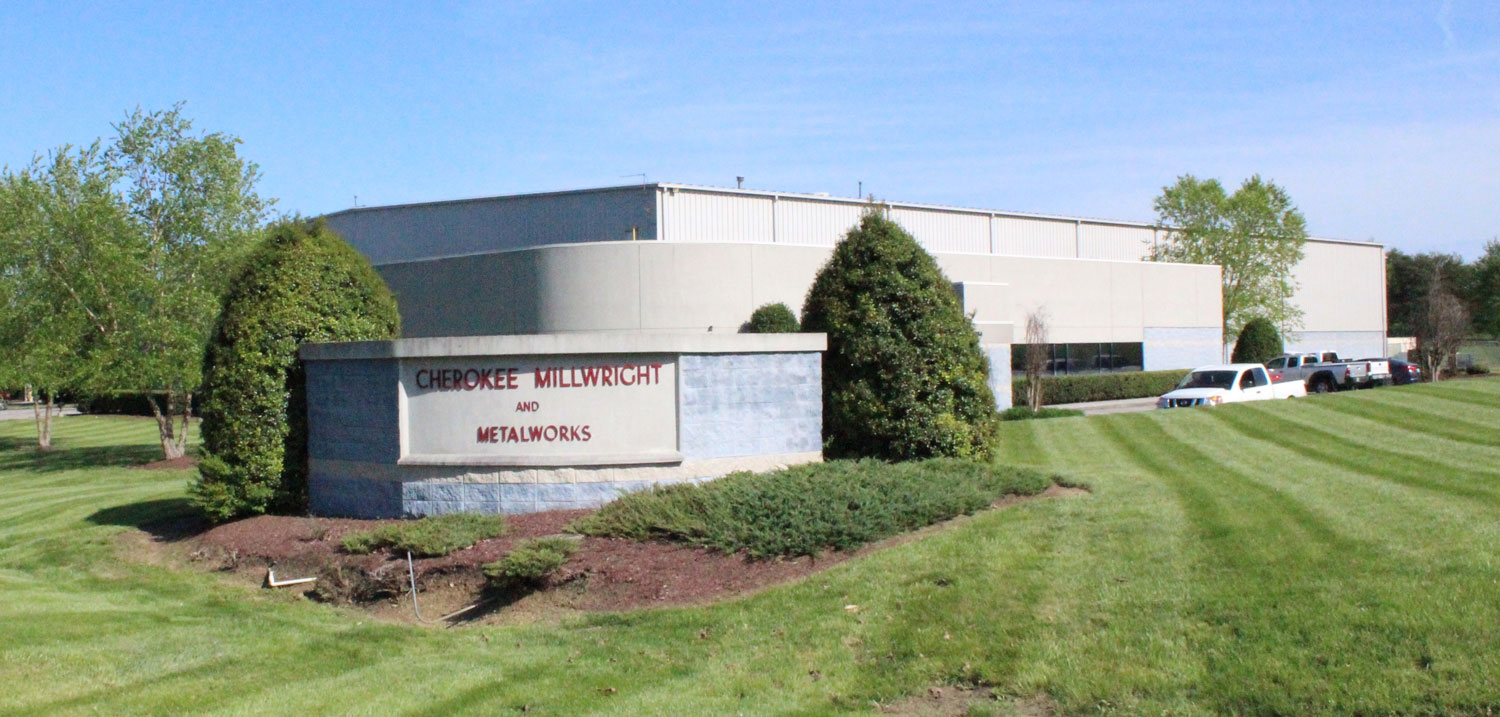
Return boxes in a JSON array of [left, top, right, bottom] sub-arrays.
[[1284, 239, 1387, 358], [376, 241, 1221, 342]]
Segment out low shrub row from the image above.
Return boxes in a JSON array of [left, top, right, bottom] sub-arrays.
[[75, 392, 201, 416], [571, 459, 1070, 559], [1013, 369, 1190, 405], [999, 406, 1085, 421], [341, 513, 507, 557]]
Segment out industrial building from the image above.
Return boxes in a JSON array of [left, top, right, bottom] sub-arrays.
[[325, 183, 1387, 408]]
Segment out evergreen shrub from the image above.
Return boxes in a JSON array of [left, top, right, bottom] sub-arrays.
[[800, 213, 998, 460], [483, 537, 579, 586], [745, 302, 800, 333], [1231, 318, 1283, 364], [1012, 369, 1191, 405], [193, 219, 400, 521], [341, 513, 507, 557], [571, 459, 1067, 559]]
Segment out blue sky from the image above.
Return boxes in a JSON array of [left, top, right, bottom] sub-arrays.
[[2, 1, 1496, 257]]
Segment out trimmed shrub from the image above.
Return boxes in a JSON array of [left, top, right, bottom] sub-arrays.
[[1231, 318, 1283, 364], [999, 406, 1084, 421], [1466, 364, 1491, 375], [745, 302, 800, 333], [76, 392, 200, 416], [193, 219, 400, 521], [483, 536, 579, 586], [1012, 369, 1190, 406], [341, 513, 508, 557], [571, 459, 1069, 559], [800, 213, 998, 460]]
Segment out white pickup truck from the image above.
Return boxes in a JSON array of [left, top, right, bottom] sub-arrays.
[[1156, 363, 1307, 409]]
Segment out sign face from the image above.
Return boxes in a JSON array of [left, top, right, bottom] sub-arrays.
[[400, 354, 678, 464]]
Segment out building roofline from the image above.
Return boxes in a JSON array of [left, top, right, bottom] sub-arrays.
[[324, 181, 1382, 249]]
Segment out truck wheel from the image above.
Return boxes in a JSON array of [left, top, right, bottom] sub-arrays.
[[1311, 378, 1333, 394]]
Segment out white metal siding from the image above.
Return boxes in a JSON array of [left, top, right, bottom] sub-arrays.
[[889, 207, 990, 254], [326, 186, 657, 265], [660, 190, 774, 244], [992, 216, 1076, 258], [1079, 223, 1153, 261], [773, 197, 864, 247]]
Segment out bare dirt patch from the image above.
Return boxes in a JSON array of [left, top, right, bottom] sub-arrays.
[[133, 484, 1088, 625]]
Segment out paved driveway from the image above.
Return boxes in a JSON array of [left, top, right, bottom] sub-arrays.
[[0, 405, 81, 421]]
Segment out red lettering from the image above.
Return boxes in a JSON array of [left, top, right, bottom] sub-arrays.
[[534, 368, 552, 388], [580, 426, 591, 441], [526, 426, 543, 442], [543, 425, 558, 441], [652, 363, 662, 383], [602, 367, 615, 386], [476, 426, 494, 443], [621, 368, 635, 386], [581, 367, 599, 386], [506, 368, 519, 389], [416, 369, 430, 389], [505, 426, 519, 442], [636, 365, 651, 384]]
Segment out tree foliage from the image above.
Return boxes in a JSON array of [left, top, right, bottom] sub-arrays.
[[1150, 174, 1307, 345], [745, 302, 800, 333], [1386, 249, 1470, 337], [0, 144, 124, 447], [800, 212, 998, 461], [1230, 317, 1283, 365], [1023, 310, 1049, 411], [1468, 241, 1500, 338], [0, 105, 271, 458], [1413, 267, 1470, 382], [194, 220, 400, 521]]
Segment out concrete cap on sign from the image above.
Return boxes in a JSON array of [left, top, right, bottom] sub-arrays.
[[301, 331, 828, 361]]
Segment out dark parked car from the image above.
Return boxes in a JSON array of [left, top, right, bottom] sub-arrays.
[[1362, 358, 1421, 385]]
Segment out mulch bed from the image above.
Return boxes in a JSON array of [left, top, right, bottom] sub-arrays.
[[130, 456, 198, 471], [177, 484, 1084, 621]]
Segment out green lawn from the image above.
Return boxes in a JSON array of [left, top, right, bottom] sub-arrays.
[[2, 381, 1500, 714]]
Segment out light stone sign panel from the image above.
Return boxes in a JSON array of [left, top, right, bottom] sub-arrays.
[[400, 354, 678, 465]]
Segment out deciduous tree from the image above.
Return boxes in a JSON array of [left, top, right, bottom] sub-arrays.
[[1151, 174, 1307, 346], [1414, 267, 1470, 381]]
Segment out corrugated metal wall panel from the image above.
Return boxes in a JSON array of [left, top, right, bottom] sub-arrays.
[[889, 207, 990, 254], [1079, 224, 1153, 261], [773, 198, 864, 246], [326, 186, 657, 264], [660, 190, 774, 243], [992, 216, 1076, 258]]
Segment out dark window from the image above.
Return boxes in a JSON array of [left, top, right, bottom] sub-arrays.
[[1011, 342, 1145, 376]]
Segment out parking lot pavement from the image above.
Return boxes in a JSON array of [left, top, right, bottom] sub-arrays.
[[1050, 397, 1158, 416], [0, 405, 81, 421]]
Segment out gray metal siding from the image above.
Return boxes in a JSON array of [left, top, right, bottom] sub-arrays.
[[326, 186, 658, 265]]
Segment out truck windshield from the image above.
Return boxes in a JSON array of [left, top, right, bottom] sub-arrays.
[[1176, 371, 1237, 390]]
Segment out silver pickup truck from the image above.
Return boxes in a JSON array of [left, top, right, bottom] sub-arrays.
[[1265, 352, 1392, 393]]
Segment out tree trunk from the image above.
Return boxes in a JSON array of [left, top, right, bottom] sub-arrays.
[[175, 392, 193, 455], [32, 391, 54, 451], [147, 392, 185, 461]]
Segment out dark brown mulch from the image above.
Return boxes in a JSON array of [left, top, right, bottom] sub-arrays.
[[185, 485, 1084, 617]]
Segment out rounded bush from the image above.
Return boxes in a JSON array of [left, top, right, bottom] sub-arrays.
[[800, 212, 998, 460], [1231, 317, 1283, 364], [193, 219, 400, 521], [745, 302, 800, 333]]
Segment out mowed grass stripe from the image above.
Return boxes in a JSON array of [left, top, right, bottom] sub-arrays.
[[1250, 395, 1500, 477], [1417, 378, 1500, 409], [1096, 414, 1356, 559], [1208, 404, 1500, 506], [1310, 392, 1500, 448]]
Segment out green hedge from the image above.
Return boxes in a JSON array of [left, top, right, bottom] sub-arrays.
[[571, 459, 1069, 559], [1013, 369, 1190, 405], [744, 302, 800, 333], [76, 392, 201, 416]]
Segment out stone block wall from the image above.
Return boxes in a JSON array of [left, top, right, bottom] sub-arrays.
[[677, 352, 822, 459]]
